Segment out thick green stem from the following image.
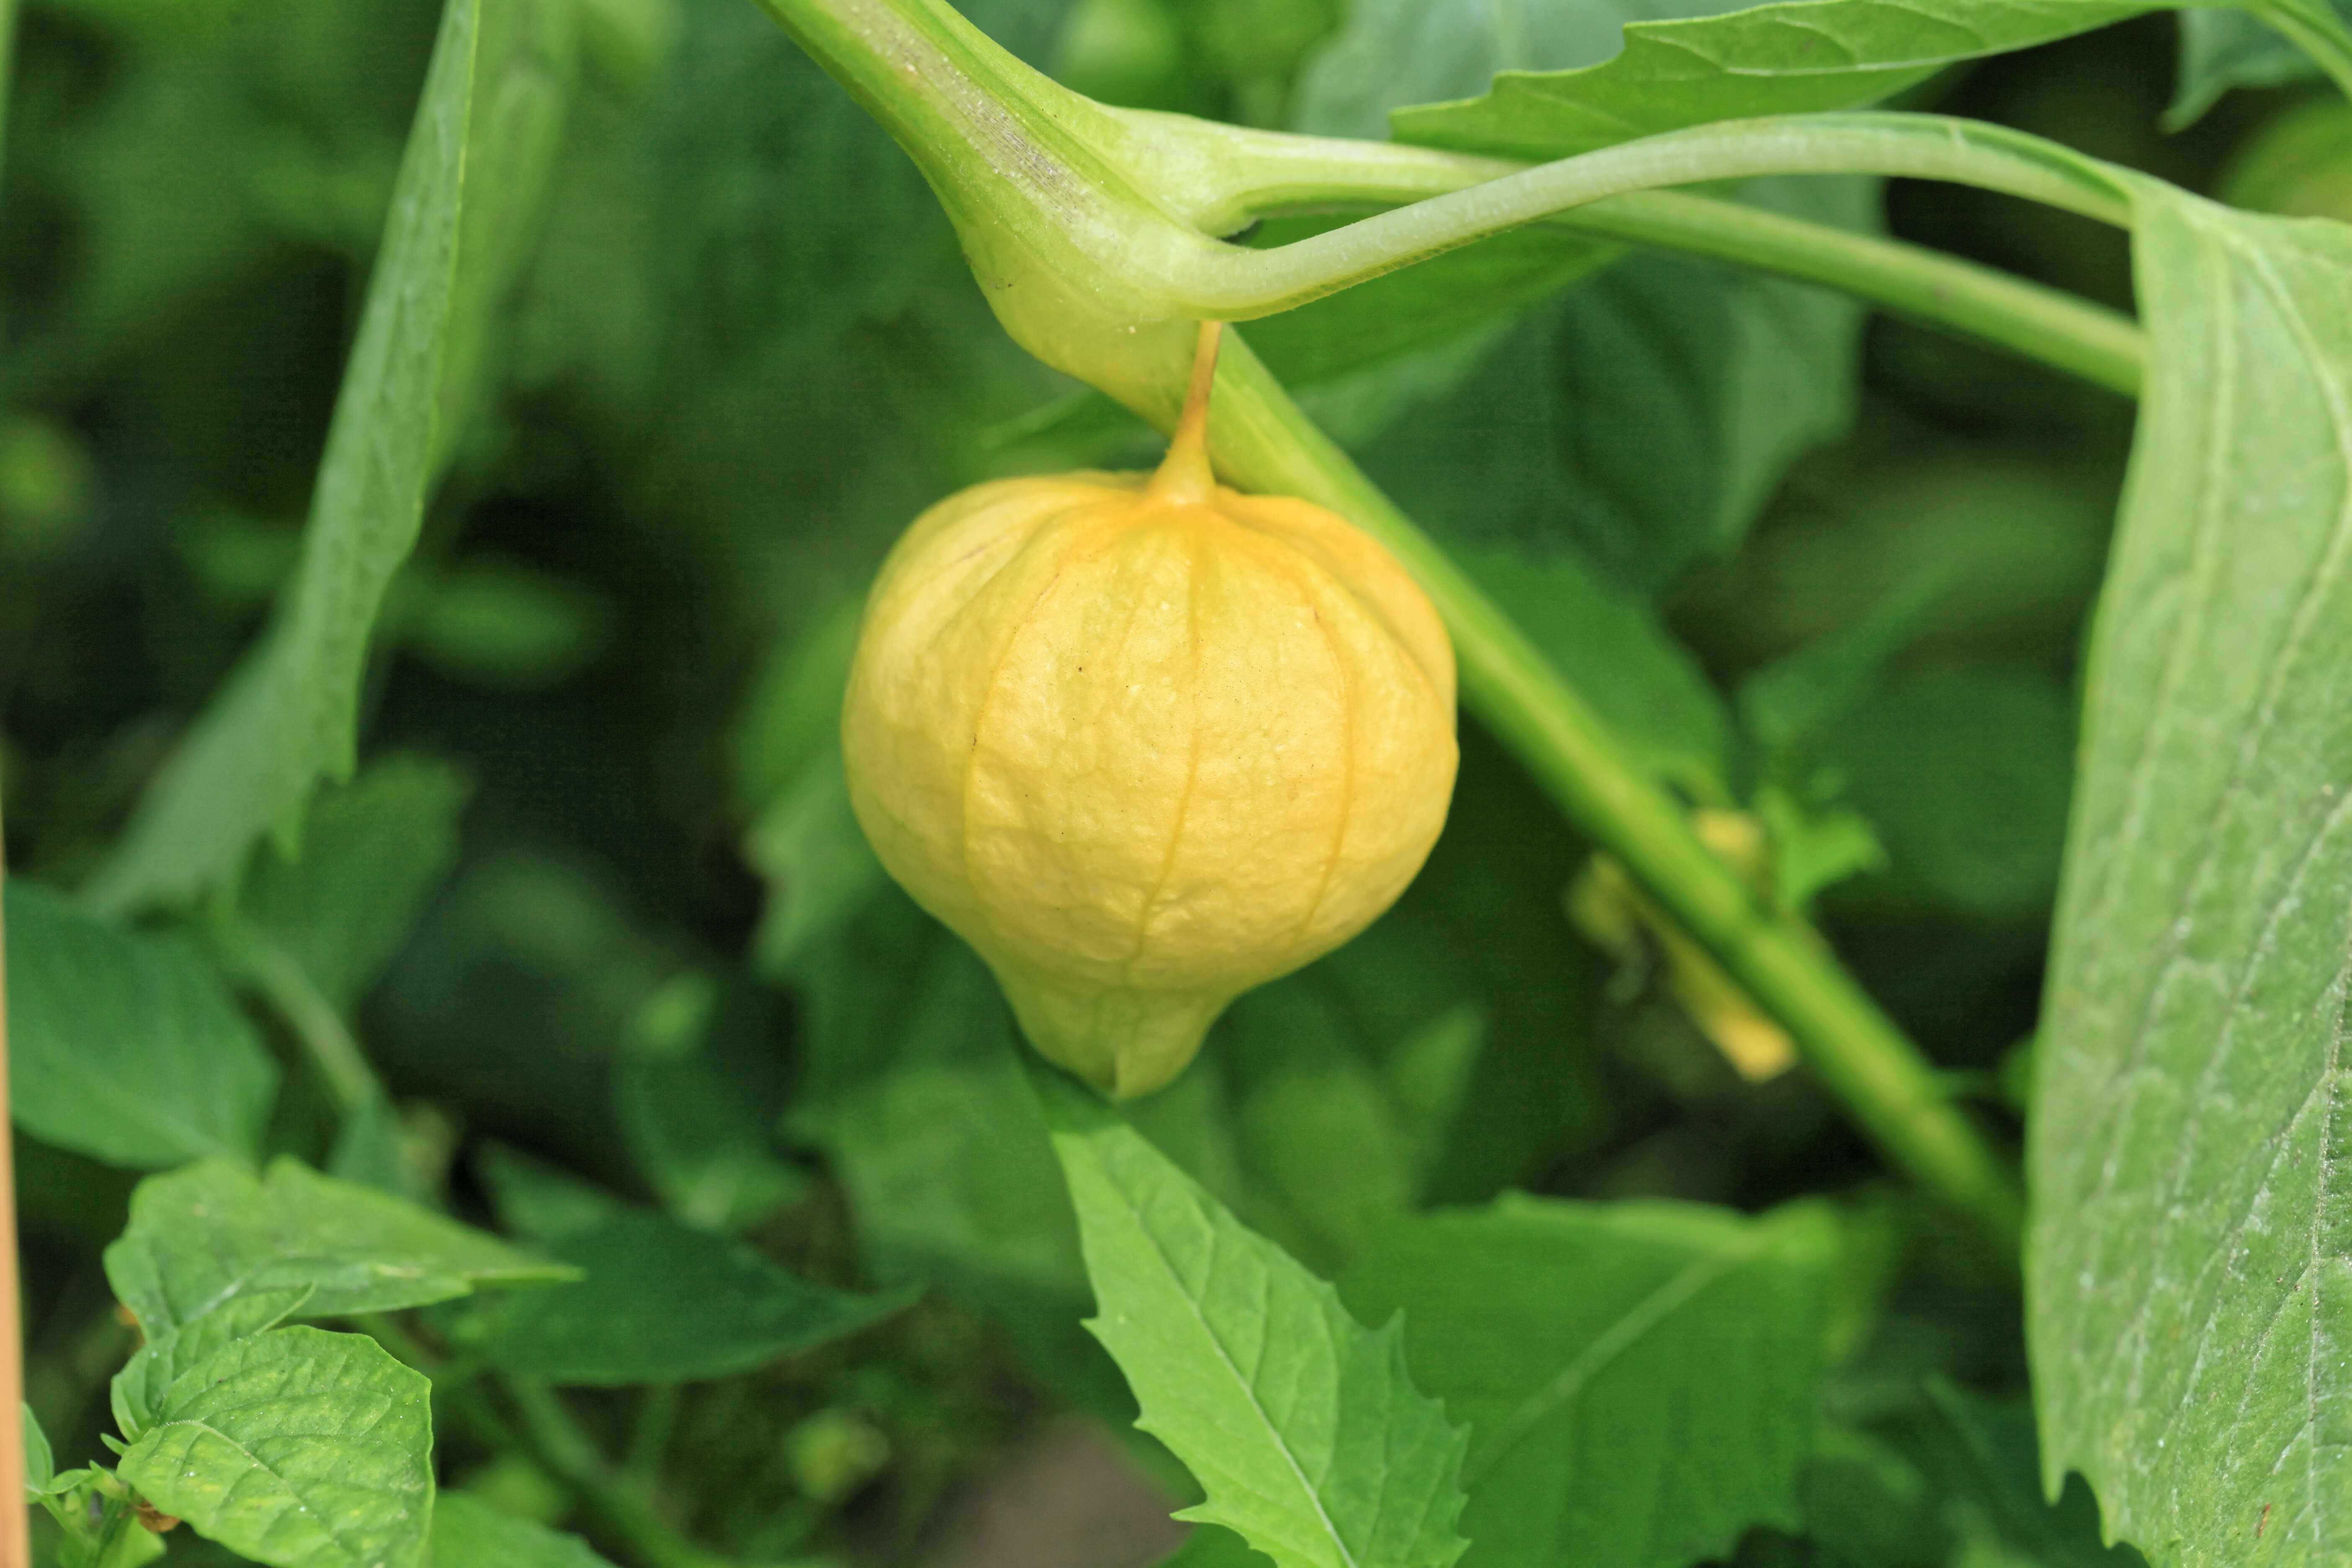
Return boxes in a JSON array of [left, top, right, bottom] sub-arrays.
[[1204, 335, 2028, 1255]]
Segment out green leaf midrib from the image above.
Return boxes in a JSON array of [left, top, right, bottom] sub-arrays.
[[1117, 1163, 1362, 1568], [1461, 1233, 1762, 1487]]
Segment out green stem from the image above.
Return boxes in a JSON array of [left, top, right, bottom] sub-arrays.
[[1146, 114, 2132, 317], [1084, 113, 2143, 395], [1205, 334, 2027, 1256], [227, 929, 383, 1115], [1562, 191, 2141, 398]]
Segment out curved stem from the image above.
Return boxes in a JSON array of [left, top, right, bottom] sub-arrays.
[[1202, 333, 2027, 1255], [1143, 114, 2132, 318], [1098, 113, 2143, 396], [1558, 191, 2141, 397], [218, 925, 384, 1116]]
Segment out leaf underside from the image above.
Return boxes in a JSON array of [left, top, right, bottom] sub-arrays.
[[2030, 186, 2352, 1566]]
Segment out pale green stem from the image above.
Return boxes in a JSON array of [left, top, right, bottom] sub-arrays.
[[1203, 334, 2028, 1256], [1144, 114, 2133, 318], [1091, 116, 2143, 395], [1557, 191, 2141, 397], [229, 931, 383, 1116]]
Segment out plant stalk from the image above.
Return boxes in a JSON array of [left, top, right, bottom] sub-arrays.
[[1204, 335, 2027, 1255], [0, 797, 30, 1568], [224, 927, 384, 1116], [1065, 108, 2144, 395], [1202, 152, 2143, 396]]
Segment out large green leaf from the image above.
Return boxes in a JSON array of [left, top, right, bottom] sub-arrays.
[[1039, 1071, 1472, 1568], [1294, 0, 1767, 143], [88, 0, 575, 913], [458, 1207, 915, 1386], [104, 1157, 570, 1334], [3, 877, 278, 1168], [1340, 1196, 1839, 1568], [111, 1286, 314, 1443], [118, 1326, 433, 1568], [2028, 189, 2352, 1565], [1384, 0, 2156, 160]]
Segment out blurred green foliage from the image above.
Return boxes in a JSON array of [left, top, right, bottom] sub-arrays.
[[0, 0, 2331, 1560]]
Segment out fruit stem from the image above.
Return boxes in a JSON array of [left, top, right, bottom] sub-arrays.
[[1149, 320, 1224, 505]]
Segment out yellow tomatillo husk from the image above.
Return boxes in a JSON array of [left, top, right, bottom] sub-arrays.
[[842, 325, 1459, 1097]]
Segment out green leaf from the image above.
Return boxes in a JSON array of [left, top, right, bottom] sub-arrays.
[[104, 1157, 571, 1335], [1355, 175, 1873, 591], [88, 0, 574, 913], [1294, 0, 1744, 143], [1339, 1195, 1839, 1568], [792, 900, 1106, 1371], [1738, 572, 1944, 763], [235, 756, 472, 1009], [431, 1491, 618, 1568], [111, 1286, 314, 1443], [1453, 539, 1730, 792], [1243, 221, 1620, 447], [1384, 0, 2154, 161], [2170, 10, 2318, 128], [1156, 1526, 1276, 1567], [3, 877, 278, 1169], [1038, 1070, 1473, 1568], [1815, 667, 2076, 918], [1292, 0, 1877, 588], [1911, 1382, 2143, 1568], [2029, 186, 2352, 1565], [24, 1403, 53, 1494], [118, 1326, 433, 1568], [458, 1208, 916, 1386]]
